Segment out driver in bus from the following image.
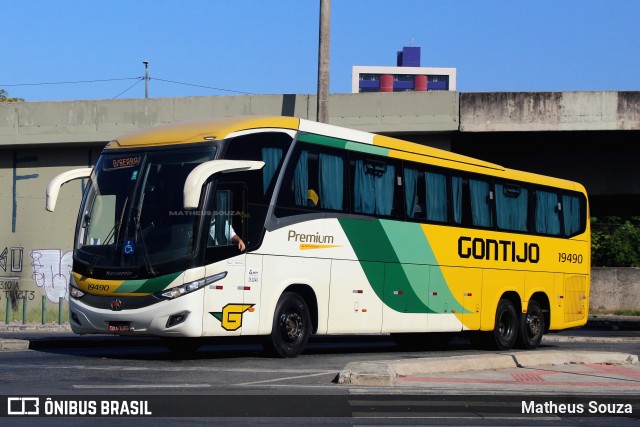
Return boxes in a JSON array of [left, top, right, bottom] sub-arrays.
[[209, 218, 246, 252]]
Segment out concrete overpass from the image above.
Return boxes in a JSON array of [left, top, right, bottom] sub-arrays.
[[2, 90, 639, 217], [0, 90, 638, 311]]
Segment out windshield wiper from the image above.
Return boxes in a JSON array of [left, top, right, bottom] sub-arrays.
[[133, 197, 157, 277], [87, 197, 128, 275]]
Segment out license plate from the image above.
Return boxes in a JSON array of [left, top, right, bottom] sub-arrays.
[[107, 322, 132, 333]]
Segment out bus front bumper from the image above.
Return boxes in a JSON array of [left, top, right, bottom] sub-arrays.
[[68, 290, 204, 337]]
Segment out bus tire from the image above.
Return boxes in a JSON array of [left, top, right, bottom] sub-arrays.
[[492, 298, 518, 350], [517, 301, 544, 349], [264, 292, 311, 358]]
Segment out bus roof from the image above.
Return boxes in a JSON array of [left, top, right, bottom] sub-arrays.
[[106, 116, 301, 149], [104, 115, 584, 192]]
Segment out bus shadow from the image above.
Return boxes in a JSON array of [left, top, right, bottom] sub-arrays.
[[27, 333, 559, 361]]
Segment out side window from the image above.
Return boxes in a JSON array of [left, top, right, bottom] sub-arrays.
[[425, 171, 448, 222], [223, 132, 293, 203], [469, 177, 494, 228], [318, 152, 345, 210], [562, 193, 584, 237], [451, 175, 463, 225], [275, 143, 346, 216], [496, 182, 529, 232], [404, 165, 448, 223], [353, 155, 401, 217], [404, 166, 423, 219], [208, 189, 235, 247], [535, 189, 561, 236], [207, 182, 246, 248]]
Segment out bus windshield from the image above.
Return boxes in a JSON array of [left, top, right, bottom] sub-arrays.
[[76, 147, 215, 271]]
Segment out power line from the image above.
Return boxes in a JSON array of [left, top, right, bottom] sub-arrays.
[[0, 77, 141, 87], [1, 76, 253, 96], [152, 77, 253, 95], [113, 78, 144, 99]]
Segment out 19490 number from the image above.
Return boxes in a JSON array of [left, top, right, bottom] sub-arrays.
[[558, 253, 583, 264]]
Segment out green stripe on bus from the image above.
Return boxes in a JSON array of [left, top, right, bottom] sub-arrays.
[[298, 133, 390, 157], [339, 218, 467, 314], [346, 141, 389, 157], [338, 218, 433, 313], [113, 271, 182, 294], [379, 220, 468, 314], [298, 133, 348, 149]]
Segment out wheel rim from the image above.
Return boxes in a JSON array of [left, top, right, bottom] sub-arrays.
[[526, 312, 542, 339], [279, 310, 303, 343]]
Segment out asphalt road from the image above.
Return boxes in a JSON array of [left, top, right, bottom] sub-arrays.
[[0, 328, 639, 425]]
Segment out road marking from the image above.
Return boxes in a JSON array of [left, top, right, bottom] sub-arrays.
[[74, 384, 211, 389], [236, 371, 336, 386]]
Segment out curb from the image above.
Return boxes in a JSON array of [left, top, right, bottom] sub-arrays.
[[543, 334, 640, 344], [338, 350, 640, 387], [0, 324, 71, 333], [0, 339, 30, 351]]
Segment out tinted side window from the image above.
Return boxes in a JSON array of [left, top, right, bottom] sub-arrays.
[[469, 178, 494, 228], [535, 189, 561, 236], [223, 132, 293, 204], [496, 182, 529, 232], [562, 193, 585, 237], [352, 155, 402, 218], [404, 165, 448, 223], [275, 143, 347, 216]]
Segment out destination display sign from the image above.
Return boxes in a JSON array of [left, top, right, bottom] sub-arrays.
[[106, 156, 140, 169]]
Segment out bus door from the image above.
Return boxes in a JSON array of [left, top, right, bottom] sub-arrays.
[[202, 182, 253, 336]]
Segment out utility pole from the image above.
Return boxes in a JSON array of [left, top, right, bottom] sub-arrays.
[[317, 0, 330, 123], [143, 60, 149, 98]]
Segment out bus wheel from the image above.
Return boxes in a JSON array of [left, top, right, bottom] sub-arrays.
[[517, 301, 544, 349], [264, 292, 311, 358], [493, 298, 518, 350]]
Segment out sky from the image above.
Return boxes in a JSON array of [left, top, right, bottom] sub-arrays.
[[2, 0, 639, 102]]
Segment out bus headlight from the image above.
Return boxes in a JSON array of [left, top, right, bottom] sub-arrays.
[[68, 275, 85, 299], [69, 285, 86, 299], [159, 272, 227, 300]]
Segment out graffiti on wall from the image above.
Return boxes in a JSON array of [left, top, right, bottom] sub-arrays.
[[1, 246, 23, 273], [30, 249, 72, 303], [0, 246, 24, 309]]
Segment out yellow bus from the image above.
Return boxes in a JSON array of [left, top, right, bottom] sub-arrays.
[[46, 116, 590, 357]]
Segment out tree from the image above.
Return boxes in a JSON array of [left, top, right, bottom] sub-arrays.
[[592, 216, 640, 267], [0, 89, 24, 102]]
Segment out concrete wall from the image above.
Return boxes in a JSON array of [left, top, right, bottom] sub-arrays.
[[590, 268, 640, 313], [460, 91, 640, 132], [0, 91, 459, 147]]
